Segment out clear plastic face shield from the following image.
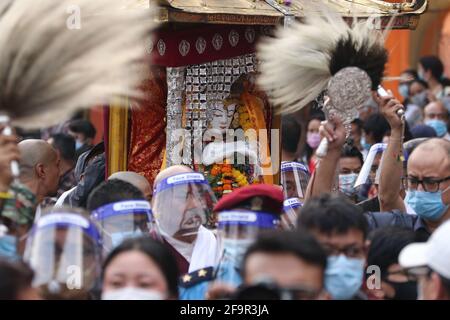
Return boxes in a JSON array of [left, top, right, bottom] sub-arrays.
[[24, 212, 101, 299], [354, 143, 387, 188], [215, 210, 281, 287], [91, 200, 155, 256], [152, 173, 217, 243], [280, 162, 310, 201], [281, 198, 303, 230]]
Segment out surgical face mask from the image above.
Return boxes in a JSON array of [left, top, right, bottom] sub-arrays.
[[101, 287, 165, 300], [424, 119, 448, 137], [405, 188, 450, 221], [361, 136, 371, 151], [306, 132, 321, 149], [216, 238, 253, 287], [325, 255, 364, 300], [338, 173, 358, 197], [418, 70, 425, 82], [385, 280, 418, 300], [110, 230, 144, 248], [398, 84, 409, 98], [411, 91, 428, 108], [75, 140, 83, 150], [222, 238, 253, 265], [0, 235, 18, 260]]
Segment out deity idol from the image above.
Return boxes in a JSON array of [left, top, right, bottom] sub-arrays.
[[200, 74, 272, 198]]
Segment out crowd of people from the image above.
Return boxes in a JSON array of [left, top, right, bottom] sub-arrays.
[[1, 44, 450, 301]]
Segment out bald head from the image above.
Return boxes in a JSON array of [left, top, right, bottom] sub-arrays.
[[18, 140, 58, 179], [17, 139, 60, 200], [424, 101, 449, 121], [153, 165, 193, 188], [108, 171, 152, 201], [408, 138, 450, 174], [411, 138, 450, 156]]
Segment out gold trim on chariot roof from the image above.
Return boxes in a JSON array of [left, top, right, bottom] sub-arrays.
[[155, 0, 427, 16], [153, 0, 427, 29]]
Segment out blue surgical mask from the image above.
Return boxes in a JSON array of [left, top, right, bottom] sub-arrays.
[[411, 91, 428, 108], [418, 71, 425, 82], [75, 140, 83, 150], [405, 188, 450, 221], [221, 238, 253, 265], [110, 230, 143, 248], [0, 235, 19, 261], [398, 84, 409, 98], [325, 255, 365, 300], [361, 136, 371, 151], [425, 119, 448, 137], [216, 238, 253, 287], [339, 173, 358, 197]]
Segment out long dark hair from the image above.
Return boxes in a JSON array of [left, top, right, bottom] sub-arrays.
[[419, 56, 450, 86], [102, 237, 179, 299], [303, 113, 325, 162]]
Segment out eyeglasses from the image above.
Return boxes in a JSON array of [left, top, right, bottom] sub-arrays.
[[402, 176, 450, 193], [321, 244, 365, 258]]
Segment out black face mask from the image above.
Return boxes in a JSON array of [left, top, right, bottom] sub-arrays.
[[385, 280, 418, 300]]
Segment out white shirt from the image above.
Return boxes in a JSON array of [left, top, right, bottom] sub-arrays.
[[161, 226, 219, 272], [55, 186, 76, 207]]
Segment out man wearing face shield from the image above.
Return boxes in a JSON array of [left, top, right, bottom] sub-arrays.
[[152, 166, 218, 275], [179, 184, 283, 300], [87, 179, 160, 256], [354, 143, 386, 212], [281, 197, 303, 230], [91, 200, 154, 257], [23, 209, 102, 299], [280, 161, 309, 200], [280, 162, 309, 230]]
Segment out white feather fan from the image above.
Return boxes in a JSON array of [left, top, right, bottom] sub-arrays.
[[257, 7, 389, 115], [0, 0, 157, 127]]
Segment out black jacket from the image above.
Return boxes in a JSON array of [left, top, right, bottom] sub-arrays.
[[65, 142, 105, 209], [365, 211, 430, 242]]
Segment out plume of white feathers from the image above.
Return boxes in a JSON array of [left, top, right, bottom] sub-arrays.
[[257, 7, 389, 115], [0, 0, 157, 127]]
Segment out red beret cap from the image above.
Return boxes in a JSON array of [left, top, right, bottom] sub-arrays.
[[213, 184, 283, 215]]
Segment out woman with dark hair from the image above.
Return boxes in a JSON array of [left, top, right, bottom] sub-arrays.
[[398, 68, 417, 102], [301, 113, 325, 174], [418, 56, 450, 100], [101, 237, 179, 300]]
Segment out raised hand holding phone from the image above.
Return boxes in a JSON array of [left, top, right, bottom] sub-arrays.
[[377, 85, 405, 119]]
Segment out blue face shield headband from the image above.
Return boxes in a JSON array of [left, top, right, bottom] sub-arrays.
[[91, 200, 153, 222], [31, 213, 101, 246], [153, 172, 208, 195], [281, 162, 309, 174], [283, 198, 303, 212], [218, 210, 280, 229]]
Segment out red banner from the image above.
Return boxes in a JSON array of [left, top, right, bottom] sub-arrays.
[[149, 24, 273, 67]]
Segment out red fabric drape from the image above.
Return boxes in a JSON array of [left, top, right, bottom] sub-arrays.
[[127, 66, 167, 187]]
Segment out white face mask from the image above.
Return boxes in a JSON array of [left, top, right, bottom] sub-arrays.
[[101, 287, 165, 300]]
